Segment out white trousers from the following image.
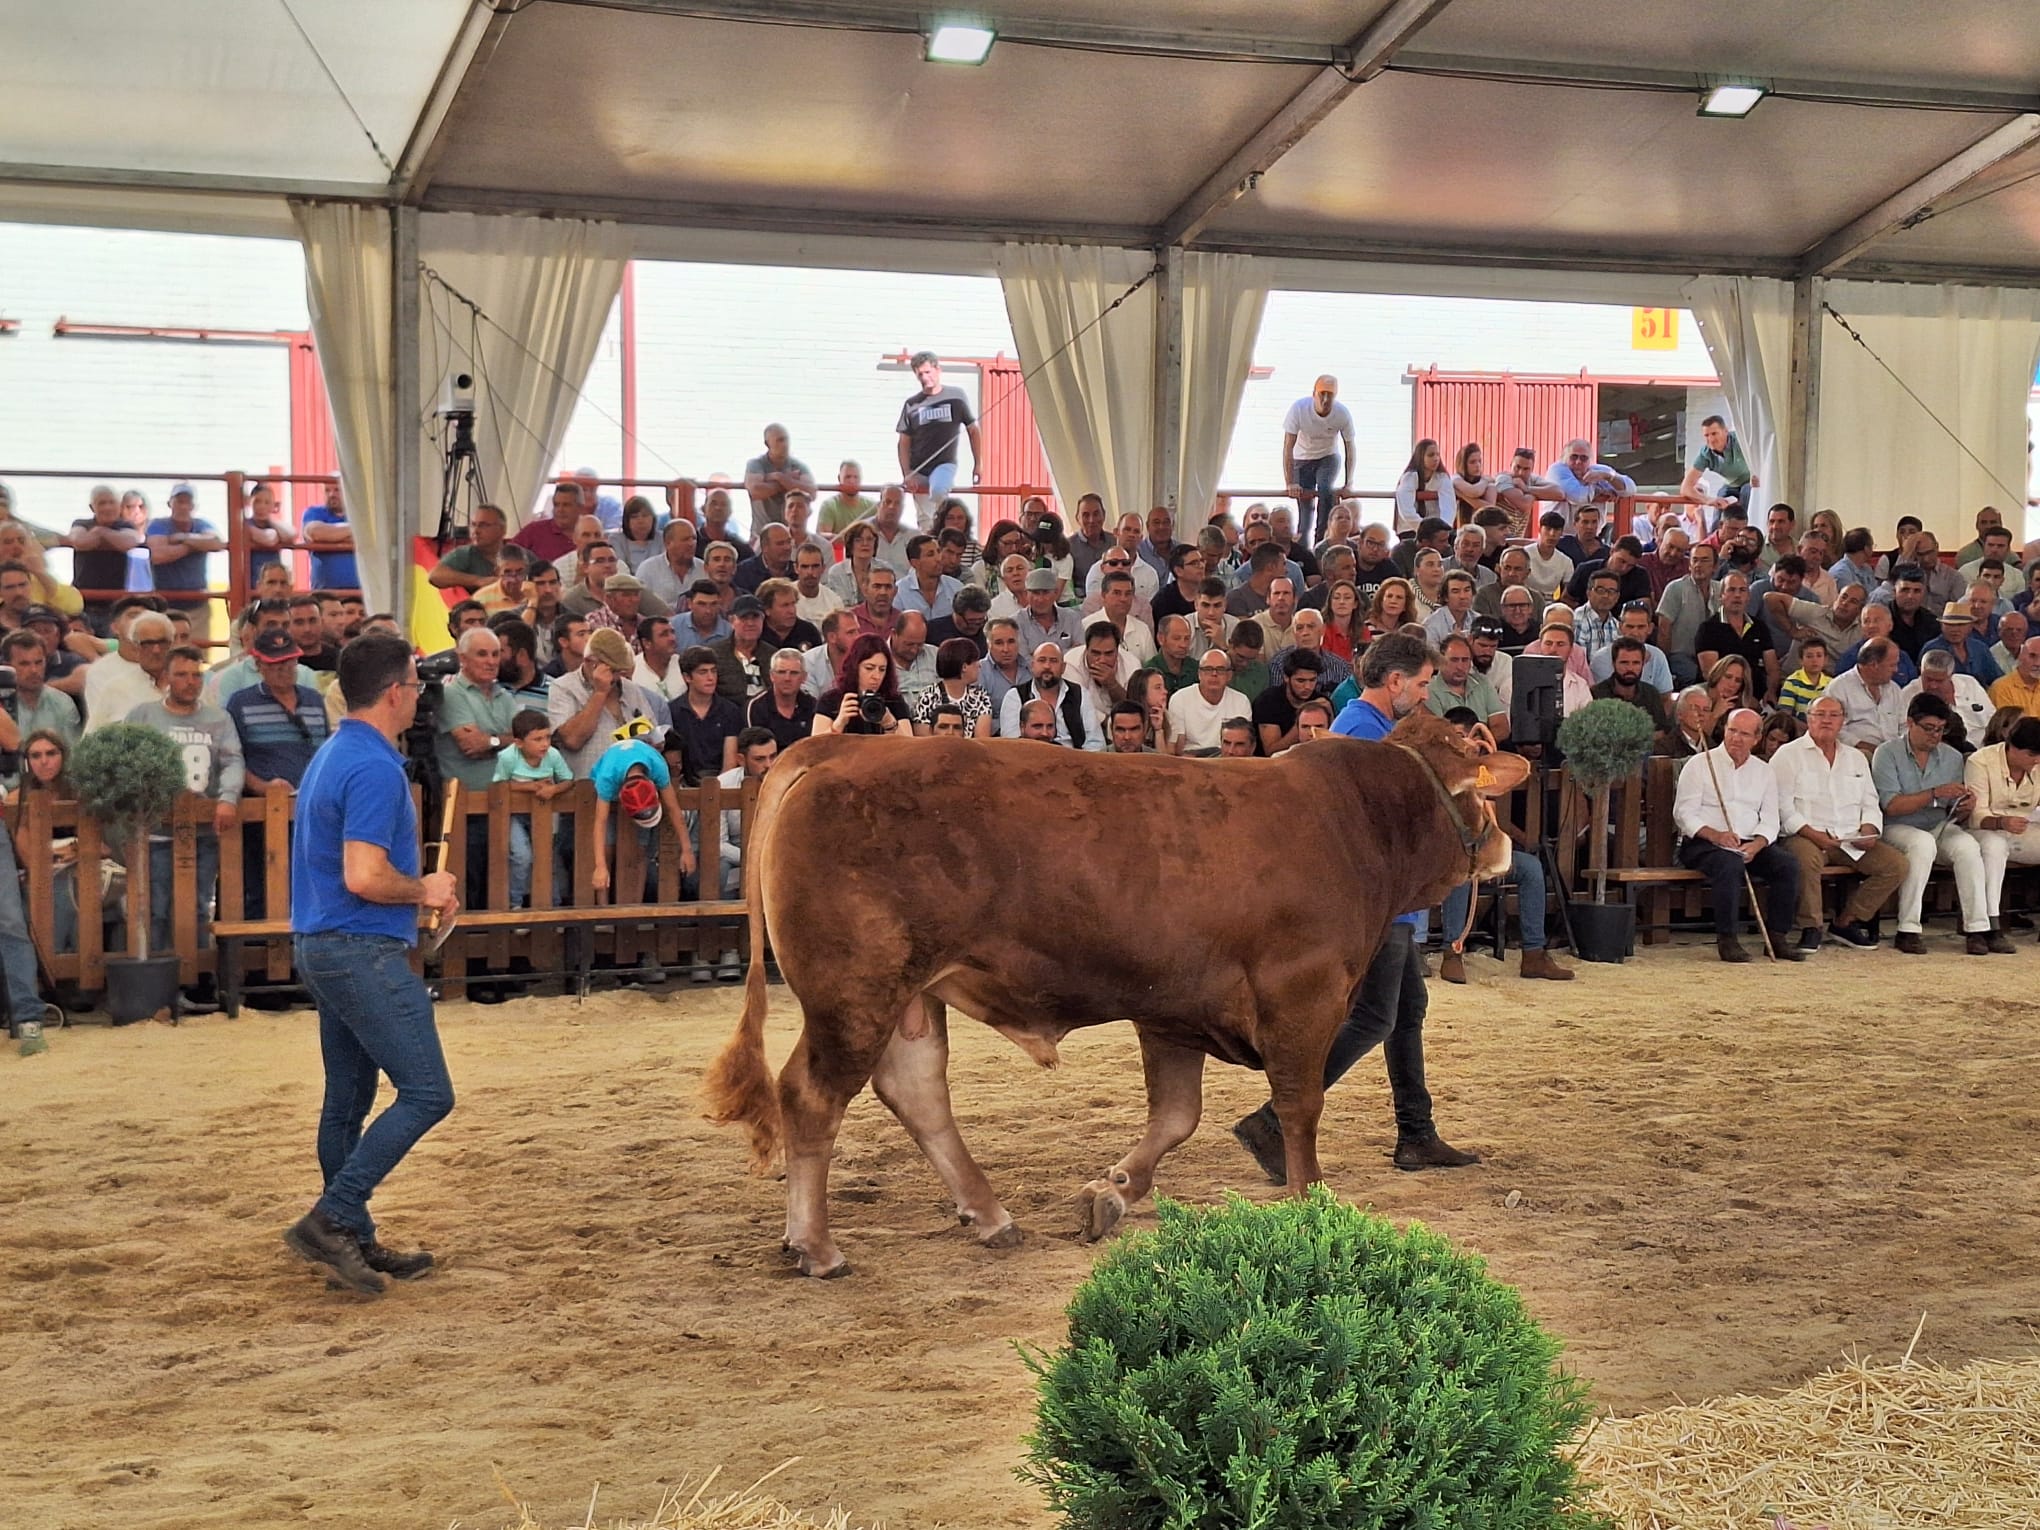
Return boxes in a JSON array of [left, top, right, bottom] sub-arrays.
[[1974, 826, 2040, 918], [1882, 820, 1992, 933]]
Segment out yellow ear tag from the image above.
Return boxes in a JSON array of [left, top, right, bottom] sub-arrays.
[[1475, 765, 1497, 790]]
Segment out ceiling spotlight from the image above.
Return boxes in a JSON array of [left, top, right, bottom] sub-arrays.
[[1698, 83, 1766, 118], [925, 22, 996, 64]]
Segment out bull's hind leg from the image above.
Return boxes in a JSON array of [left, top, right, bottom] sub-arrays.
[[870, 998, 1019, 1248], [1078, 1033, 1204, 1242], [776, 1016, 893, 1279]]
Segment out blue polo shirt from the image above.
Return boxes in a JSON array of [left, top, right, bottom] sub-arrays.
[[301, 503, 359, 590], [292, 719, 420, 943], [1331, 695, 1419, 929]]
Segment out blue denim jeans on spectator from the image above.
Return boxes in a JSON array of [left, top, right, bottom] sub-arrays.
[[1441, 848, 1547, 950], [0, 828, 48, 1020], [507, 815, 572, 909], [1293, 453, 1342, 546], [149, 835, 220, 955], [295, 932, 455, 1240]]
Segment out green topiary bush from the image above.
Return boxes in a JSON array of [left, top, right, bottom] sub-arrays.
[[1021, 1187, 1610, 1530], [70, 721, 188, 960], [1556, 698, 1658, 902]]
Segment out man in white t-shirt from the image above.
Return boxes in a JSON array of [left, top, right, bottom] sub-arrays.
[[1521, 510, 1575, 604], [791, 543, 844, 627], [1168, 648, 1253, 753], [1280, 375, 1355, 548]]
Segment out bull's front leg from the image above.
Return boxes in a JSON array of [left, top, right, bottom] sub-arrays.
[[1078, 1033, 1204, 1242]]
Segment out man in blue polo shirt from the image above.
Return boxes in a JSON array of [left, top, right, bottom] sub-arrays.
[[282, 633, 460, 1297], [1233, 632, 1480, 1179]]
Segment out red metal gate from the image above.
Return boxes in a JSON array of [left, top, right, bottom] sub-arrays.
[[1411, 369, 1598, 477]]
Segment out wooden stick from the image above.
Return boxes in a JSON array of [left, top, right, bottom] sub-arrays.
[[424, 782, 460, 934]]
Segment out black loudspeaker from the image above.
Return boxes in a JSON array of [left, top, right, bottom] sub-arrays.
[[1509, 654, 1563, 750]]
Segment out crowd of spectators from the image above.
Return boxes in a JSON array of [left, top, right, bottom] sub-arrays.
[[5, 392, 2038, 1037]]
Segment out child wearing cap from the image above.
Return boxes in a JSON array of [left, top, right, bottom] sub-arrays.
[[494, 709, 574, 907], [587, 736, 695, 897]]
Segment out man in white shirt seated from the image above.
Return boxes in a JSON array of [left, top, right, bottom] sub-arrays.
[[84, 601, 172, 732], [1167, 649, 1253, 754], [1078, 568, 1155, 663], [1673, 707, 1805, 963], [1521, 511, 1574, 604], [1826, 639, 1906, 754], [996, 642, 1101, 749], [1770, 695, 1909, 953], [1965, 713, 2040, 935], [1084, 515, 1161, 603], [791, 543, 844, 627], [1899, 649, 1992, 747]]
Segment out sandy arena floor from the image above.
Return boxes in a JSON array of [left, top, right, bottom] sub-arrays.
[[4, 936, 2038, 1528]]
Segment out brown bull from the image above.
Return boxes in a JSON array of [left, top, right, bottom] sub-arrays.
[[704, 712, 1527, 1277]]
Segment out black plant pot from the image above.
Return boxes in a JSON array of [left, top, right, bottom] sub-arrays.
[[105, 955, 181, 1026], [1567, 900, 1635, 964]]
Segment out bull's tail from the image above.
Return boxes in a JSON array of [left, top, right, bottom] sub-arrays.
[[702, 787, 781, 1172]]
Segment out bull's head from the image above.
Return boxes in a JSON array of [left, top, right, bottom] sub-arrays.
[[1388, 711, 1531, 889]]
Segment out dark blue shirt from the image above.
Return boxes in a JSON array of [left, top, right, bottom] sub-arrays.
[[301, 503, 358, 590], [226, 683, 330, 786], [292, 719, 420, 943], [1331, 696, 1418, 928]]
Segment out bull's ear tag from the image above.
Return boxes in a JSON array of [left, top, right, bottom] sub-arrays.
[[1475, 765, 1497, 790]]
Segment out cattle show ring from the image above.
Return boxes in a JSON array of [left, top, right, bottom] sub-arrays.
[[10, 721, 2040, 1529]]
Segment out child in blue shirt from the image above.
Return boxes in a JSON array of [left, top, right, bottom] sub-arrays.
[[493, 709, 573, 907]]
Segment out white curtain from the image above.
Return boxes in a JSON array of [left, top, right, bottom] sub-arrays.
[[1816, 283, 2040, 542], [293, 201, 396, 611], [1175, 252, 1268, 525], [1680, 275, 1794, 515], [415, 213, 632, 530], [995, 243, 1158, 525]]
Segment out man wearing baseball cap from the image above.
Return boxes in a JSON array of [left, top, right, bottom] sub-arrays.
[[146, 483, 226, 645], [226, 628, 329, 793], [1015, 566, 1083, 652], [587, 735, 696, 899]]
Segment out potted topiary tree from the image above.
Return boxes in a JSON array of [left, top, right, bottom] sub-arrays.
[[1023, 1187, 1611, 1529], [1555, 696, 1657, 963], [70, 721, 188, 1024]]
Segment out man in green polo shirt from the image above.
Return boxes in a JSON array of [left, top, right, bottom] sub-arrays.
[[1680, 414, 1754, 522]]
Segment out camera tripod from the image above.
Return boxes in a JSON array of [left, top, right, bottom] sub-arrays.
[[434, 407, 489, 545]]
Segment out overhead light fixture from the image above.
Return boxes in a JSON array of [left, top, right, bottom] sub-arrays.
[[925, 21, 996, 65], [1698, 83, 1767, 118]]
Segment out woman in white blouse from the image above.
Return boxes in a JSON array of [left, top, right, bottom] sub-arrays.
[[1392, 438, 1450, 534]]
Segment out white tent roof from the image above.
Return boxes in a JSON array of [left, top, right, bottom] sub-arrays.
[[3, 0, 2038, 285]]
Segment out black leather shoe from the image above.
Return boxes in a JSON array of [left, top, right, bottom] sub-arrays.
[[359, 1237, 435, 1280], [1773, 943, 1807, 963], [2002, 911, 2035, 931], [1984, 929, 2017, 955], [284, 1209, 385, 1295], [1393, 1131, 1481, 1171]]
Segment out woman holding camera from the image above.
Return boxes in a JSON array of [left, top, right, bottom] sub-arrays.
[[812, 634, 911, 736]]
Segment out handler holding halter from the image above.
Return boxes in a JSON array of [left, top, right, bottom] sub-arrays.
[[282, 633, 460, 1295]]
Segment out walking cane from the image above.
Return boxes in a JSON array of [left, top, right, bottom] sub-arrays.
[[424, 783, 460, 957], [1698, 743, 1776, 961]]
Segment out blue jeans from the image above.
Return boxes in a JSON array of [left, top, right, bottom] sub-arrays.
[[149, 835, 220, 955], [1441, 849, 1547, 950], [296, 933, 455, 1240], [1293, 454, 1342, 546], [0, 830, 47, 1020], [507, 816, 570, 909]]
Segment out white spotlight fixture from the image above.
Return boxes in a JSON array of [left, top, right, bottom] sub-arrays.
[[925, 21, 996, 65], [1697, 83, 1766, 118]]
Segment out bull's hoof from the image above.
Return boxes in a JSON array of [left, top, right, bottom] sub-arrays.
[[1077, 1180, 1126, 1243], [979, 1221, 1023, 1250], [801, 1254, 852, 1280]]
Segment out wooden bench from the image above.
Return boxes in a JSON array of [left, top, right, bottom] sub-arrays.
[[210, 776, 761, 1015]]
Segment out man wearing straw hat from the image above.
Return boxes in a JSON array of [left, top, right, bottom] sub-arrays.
[[282, 633, 459, 1296]]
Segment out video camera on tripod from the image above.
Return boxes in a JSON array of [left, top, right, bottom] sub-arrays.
[[435, 370, 487, 545]]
